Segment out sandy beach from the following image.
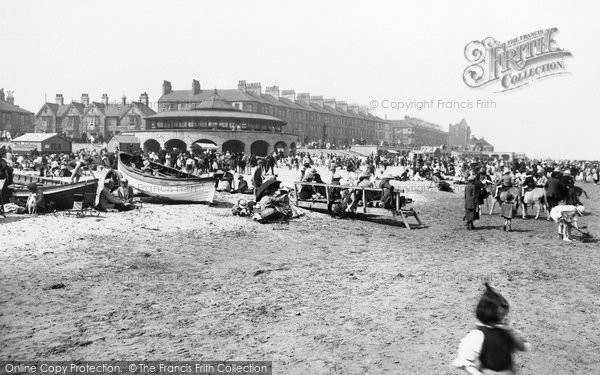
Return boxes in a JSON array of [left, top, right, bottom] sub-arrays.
[[1, 167, 599, 374]]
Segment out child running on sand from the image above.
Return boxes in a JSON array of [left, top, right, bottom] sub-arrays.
[[452, 283, 530, 375]]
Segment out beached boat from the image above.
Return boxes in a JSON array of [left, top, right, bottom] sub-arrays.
[[117, 152, 215, 203], [11, 174, 99, 210]]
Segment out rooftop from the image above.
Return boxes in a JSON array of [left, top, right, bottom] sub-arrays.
[[13, 133, 66, 142], [0, 99, 34, 115]]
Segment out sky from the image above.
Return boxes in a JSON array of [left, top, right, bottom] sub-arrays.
[[1, 0, 599, 160]]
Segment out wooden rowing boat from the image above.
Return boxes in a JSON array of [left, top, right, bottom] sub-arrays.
[[11, 174, 99, 210], [117, 152, 215, 203], [11, 173, 65, 186]]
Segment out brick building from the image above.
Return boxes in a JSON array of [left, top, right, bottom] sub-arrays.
[[157, 79, 386, 147], [389, 116, 448, 147], [35, 93, 155, 140], [448, 119, 471, 150], [0, 89, 35, 138]]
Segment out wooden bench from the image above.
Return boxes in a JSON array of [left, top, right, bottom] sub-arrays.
[[292, 181, 425, 229]]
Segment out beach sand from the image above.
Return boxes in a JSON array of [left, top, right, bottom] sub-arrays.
[[1, 166, 599, 374]]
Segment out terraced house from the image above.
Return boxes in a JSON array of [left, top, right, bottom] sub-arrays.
[[157, 79, 389, 147], [0, 88, 35, 138], [35, 93, 155, 141]]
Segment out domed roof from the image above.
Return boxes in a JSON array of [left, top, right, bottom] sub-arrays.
[[192, 90, 239, 111]]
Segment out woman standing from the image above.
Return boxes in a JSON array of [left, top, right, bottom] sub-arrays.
[[464, 174, 480, 230]]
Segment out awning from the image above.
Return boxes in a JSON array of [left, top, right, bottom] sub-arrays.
[[193, 142, 218, 149]]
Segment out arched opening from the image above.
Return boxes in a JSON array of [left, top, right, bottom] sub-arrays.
[[191, 139, 217, 155], [274, 141, 287, 156], [165, 139, 187, 153], [222, 139, 245, 154], [251, 140, 269, 156], [274, 141, 287, 151], [143, 139, 160, 153], [289, 142, 297, 156]]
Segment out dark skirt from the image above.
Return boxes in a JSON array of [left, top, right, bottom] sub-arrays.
[[501, 202, 514, 219], [465, 208, 478, 221]]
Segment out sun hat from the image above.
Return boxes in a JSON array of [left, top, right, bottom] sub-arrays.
[[238, 199, 248, 209]]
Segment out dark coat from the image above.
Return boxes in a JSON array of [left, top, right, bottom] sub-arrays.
[[464, 182, 479, 210], [545, 177, 564, 198], [473, 179, 485, 204]]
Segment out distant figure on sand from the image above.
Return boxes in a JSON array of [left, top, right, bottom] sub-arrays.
[[549, 204, 585, 242], [500, 192, 516, 232], [464, 174, 480, 230]]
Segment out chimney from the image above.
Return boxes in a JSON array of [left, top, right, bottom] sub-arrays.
[[297, 93, 310, 104], [335, 100, 348, 112], [162, 80, 172, 95], [121, 95, 127, 105], [238, 80, 247, 91], [55, 94, 64, 106], [246, 82, 262, 95], [323, 98, 336, 109], [102, 94, 109, 106], [348, 103, 359, 114], [192, 79, 201, 95], [139, 92, 149, 107], [81, 93, 89, 106], [265, 85, 280, 100], [310, 95, 324, 107], [6, 90, 14, 106], [282, 89, 296, 101], [0, 88, 4, 101]]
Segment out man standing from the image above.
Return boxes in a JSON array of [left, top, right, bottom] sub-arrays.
[[252, 160, 264, 198], [464, 174, 480, 230]]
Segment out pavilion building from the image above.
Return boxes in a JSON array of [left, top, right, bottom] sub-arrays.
[[130, 91, 297, 156]]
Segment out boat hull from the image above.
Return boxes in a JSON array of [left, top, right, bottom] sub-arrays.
[[117, 153, 215, 203], [12, 179, 99, 210]]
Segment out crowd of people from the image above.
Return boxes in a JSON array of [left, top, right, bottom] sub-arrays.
[[1, 144, 597, 235]]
